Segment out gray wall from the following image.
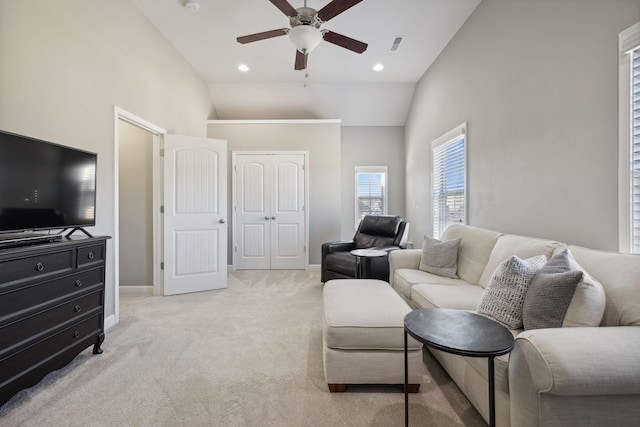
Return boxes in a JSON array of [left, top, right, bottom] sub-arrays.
[[405, 0, 640, 250], [118, 121, 153, 288], [207, 121, 342, 265], [341, 126, 406, 239], [0, 0, 214, 321]]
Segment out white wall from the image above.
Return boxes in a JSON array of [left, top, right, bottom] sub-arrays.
[[207, 121, 342, 265], [340, 126, 405, 238], [118, 121, 153, 288], [0, 0, 214, 321], [405, 0, 640, 250]]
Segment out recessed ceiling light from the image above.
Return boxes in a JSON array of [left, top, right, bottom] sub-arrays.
[[238, 64, 249, 72], [184, 1, 200, 12], [373, 63, 384, 71]]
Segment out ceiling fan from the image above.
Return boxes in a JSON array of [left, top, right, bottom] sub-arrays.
[[236, 0, 368, 71]]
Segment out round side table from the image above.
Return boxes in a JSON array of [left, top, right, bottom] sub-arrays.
[[350, 249, 387, 279], [403, 308, 514, 427]]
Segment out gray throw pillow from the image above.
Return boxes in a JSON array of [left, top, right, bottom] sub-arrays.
[[419, 235, 461, 279], [522, 249, 584, 330], [476, 255, 547, 329]]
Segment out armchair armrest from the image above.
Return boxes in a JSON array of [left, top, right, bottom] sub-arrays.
[[388, 249, 422, 287], [509, 326, 640, 426], [321, 241, 355, 258]]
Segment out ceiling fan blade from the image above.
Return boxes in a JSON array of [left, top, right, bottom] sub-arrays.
[[322, 30, 367, 53], [236, 28, 289, 44], [269, 0, 298, 17], [317, 0, 363, 22], [294, 50, 308, 70]]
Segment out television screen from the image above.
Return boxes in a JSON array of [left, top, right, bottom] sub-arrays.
[[0, 130, 97, 234]]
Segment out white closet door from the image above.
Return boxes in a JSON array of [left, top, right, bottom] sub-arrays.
[[234, 153, 306, 270], [270, 154, 305, 269], [235, 156, 271, 269]]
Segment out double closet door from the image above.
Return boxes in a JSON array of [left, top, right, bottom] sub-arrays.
[[233, 152, 307, 270]]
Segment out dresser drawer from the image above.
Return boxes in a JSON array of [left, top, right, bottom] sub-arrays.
[[0, 313, 102, 387], [0, 249, 74, 286], [77, 243, 105, 268], [0, 267, 104, 320], [0, 290, 103, 354]]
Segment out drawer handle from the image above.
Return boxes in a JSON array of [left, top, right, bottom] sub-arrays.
[[35, 262, 44, 271], [75, 280, 83, 287], [73, 331, 81, 339], [88, 252, 95, 260], [74, 305, 82, 313]]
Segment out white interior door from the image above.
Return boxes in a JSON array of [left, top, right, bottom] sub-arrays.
[[163, 134, 227, 295], [235, 156, 270, 269], [234, 153, 306, 270], [270, 155, 305, 269]]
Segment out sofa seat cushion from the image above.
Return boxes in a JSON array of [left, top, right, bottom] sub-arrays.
[[393, 268, 470, 300], [411, 283, 485, 310], [465, 338, 515, 394], [478, 234, 562, 288], [323, 279, 422, 351]]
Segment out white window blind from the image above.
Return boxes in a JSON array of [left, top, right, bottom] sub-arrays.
[[355, 166, 387, 226], [432, 124, 466, 238], [632, 48, 640, 252]]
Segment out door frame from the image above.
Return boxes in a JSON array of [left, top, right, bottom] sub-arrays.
[[112, 106, 166, 327], [231, 151, 310, 271]]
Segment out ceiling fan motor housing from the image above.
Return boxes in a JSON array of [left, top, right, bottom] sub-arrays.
[[288, 7, 323, 53]]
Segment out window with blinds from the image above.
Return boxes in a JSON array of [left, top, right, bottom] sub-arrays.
[[432, 124, 466, 238], [632, 49, 640, 252], [355, 166, 387, 226]]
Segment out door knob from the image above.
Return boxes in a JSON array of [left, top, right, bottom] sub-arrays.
[[271, 216, 276, 220], [265, 216, 270, 220], [219, 218, 226, 224]]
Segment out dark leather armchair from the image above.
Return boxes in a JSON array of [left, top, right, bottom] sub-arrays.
[[321, 215, 410, 283]]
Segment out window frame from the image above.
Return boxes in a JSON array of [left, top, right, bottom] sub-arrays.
[[354, 165, 388, 228], [618, 22, 640, 253], [431, 123, 467, 239]]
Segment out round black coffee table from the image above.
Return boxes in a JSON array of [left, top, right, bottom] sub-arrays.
[[350, 249, 387, 279], [403, 308, 514, 427]]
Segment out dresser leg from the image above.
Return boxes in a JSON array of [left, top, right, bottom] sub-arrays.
[[93, 332, 105, 354]]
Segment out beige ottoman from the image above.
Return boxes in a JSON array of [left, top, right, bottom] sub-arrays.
[[322, 279, 423, 392]]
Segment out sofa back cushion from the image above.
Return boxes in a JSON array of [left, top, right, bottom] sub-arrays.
[[479, 234, 563, 288], [567, 245, 640, 327], [441, 224, 502, 285]]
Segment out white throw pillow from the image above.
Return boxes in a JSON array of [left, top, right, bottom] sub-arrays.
[[419, 235, 461, 279], [477, 255, 547, 329], [562, 249, 606, 327]]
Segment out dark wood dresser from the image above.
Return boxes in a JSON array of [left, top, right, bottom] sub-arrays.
[[0, 236, 109, 406]]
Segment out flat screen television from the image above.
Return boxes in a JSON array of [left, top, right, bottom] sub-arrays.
[[0, 130, 97, 240]]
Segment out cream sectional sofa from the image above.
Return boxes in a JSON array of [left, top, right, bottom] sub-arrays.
[[388, 224, 640, 427]]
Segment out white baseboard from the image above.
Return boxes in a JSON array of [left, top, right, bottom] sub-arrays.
[[119, 286, 154, 295], [307, 264, 320, 271], [104, 314, 116, 331]]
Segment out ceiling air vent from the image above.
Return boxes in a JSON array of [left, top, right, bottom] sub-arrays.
[[390, 36, 403, 51]]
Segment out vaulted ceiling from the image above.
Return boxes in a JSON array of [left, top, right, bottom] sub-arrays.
[[132, 0, 480, 126]]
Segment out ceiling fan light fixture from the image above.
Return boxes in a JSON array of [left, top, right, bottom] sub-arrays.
[[373, 63, 384, 71], [288, 25, 323, 54]]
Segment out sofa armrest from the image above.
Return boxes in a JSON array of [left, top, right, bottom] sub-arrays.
[[388, 249, 422, 287], [509, 326, 640, 426]]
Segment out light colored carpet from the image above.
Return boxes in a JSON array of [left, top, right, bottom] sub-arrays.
[[0, 270, 486, 426]]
